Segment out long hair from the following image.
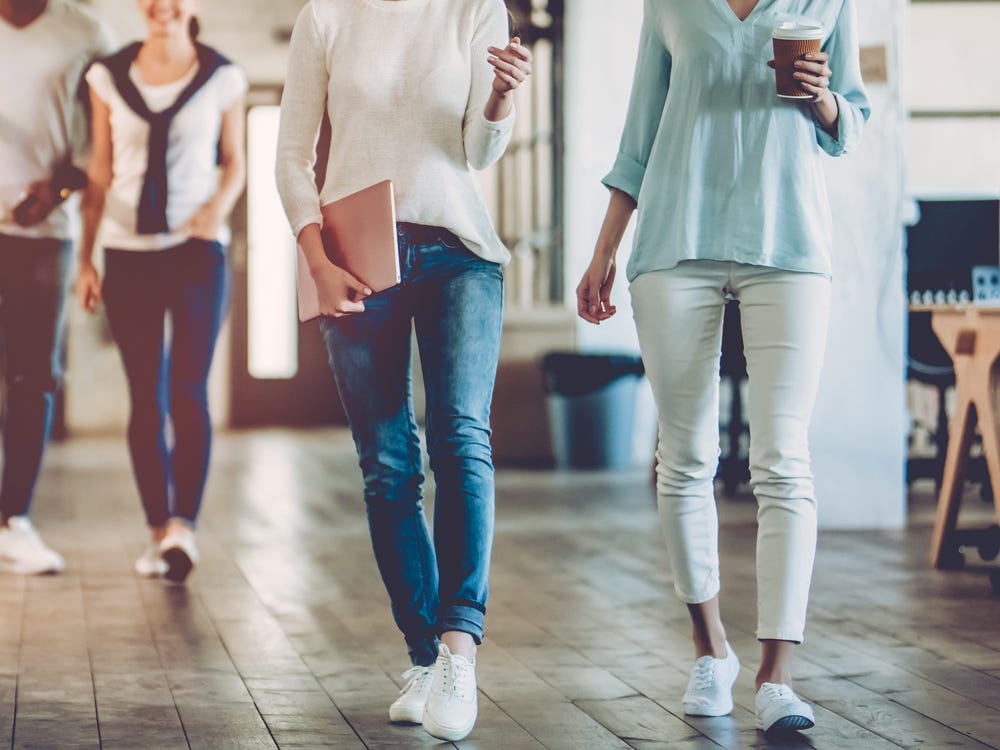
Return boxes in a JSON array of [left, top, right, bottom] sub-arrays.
[[507, 8, 519, 38]]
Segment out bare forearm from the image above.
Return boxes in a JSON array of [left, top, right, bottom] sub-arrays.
[[811, 93, 839, 137], [79, 183, 106, 266], [209, 157, 246, 219], [297, 223, 329, 277], [483, 90, 513, 122], [594, 189, 638, 260]]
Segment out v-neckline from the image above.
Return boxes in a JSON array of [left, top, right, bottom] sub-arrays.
[[715, 0, 765, 25]]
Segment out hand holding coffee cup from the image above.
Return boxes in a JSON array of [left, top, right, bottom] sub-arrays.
[[770, 21, 826, 99]]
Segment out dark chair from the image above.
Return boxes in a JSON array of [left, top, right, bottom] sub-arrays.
[[906, 310, 955, 487]]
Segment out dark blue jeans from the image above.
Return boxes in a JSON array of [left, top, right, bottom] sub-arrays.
[[321, 224, 503, 667], [0, 234, 71, 519], [103, 239, 229, 528]]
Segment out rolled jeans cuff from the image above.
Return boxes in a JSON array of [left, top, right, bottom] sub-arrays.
[[757, 628, 805, 645], [407, 633, 440, 668], [439, 603, 486, 645]]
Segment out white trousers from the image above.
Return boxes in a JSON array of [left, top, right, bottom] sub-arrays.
[[630, 260, 831, 642]]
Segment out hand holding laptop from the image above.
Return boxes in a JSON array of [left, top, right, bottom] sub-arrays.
[[298, 223, 372, 318], [297, 179, 401, 322]]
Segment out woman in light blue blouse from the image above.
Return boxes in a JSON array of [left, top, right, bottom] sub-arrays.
[[576, 0, 870, 735]]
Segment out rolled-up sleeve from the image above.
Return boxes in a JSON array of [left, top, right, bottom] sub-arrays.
[[275, 3, 327, 237], [602, 1, 671, 202], [815, 0, 871, 157], [463, 0, 514, 170]]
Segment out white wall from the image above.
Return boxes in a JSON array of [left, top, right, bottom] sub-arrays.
[[562, 0, 644, 354], [562, 0, 908, 529], [811, 1, 907, 529], [905, 2, 1000, 196]]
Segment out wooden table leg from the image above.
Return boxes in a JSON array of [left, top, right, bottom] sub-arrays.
[[929, 395, 976, 568], [929, 309, 1000, 569]]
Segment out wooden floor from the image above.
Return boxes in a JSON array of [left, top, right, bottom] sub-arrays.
[[2, 428, 999, 750]]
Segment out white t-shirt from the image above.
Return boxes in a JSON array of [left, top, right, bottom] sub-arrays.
[[86, 56, 247, 251], [276, 0, 515, 265], [0, 0, 115, 240]]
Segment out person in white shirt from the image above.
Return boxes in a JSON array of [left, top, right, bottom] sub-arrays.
[[0, 0, 114, 575], [75, 0, 246, 584], [275, 0, 530, 741]]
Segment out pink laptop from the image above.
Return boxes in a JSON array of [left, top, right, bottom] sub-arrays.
[[296, 179, 400, 322]]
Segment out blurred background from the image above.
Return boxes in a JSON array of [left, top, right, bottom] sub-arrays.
[[48, 0, 1000, 531]]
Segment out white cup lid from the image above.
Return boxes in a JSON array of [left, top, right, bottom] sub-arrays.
[[772, 21, 825, 40]]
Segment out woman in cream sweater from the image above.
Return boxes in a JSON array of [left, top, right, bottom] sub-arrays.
[[275, 0, 530, 741]]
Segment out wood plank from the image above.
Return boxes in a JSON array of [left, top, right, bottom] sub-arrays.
[[4, 431, 998, 749]]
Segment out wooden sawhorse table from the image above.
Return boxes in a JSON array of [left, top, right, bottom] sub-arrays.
[[914, 304, 1000, 579]]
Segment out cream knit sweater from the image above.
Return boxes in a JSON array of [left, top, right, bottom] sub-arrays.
[[275, 0, 515, 264]]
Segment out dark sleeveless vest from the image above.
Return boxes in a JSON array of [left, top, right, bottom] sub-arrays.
[[101, 42, 231, 235]]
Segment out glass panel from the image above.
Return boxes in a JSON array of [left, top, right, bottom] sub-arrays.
[[247, 105, 298, 380]]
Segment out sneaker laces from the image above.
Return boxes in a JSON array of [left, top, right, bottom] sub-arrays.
[[759, 682, 794, 701], [439, 652, 475, 702], [400, 665, 433, 695], [690, 659, 719, 691]]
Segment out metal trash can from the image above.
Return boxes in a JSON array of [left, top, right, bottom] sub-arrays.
[[540, 352, 645, 469]]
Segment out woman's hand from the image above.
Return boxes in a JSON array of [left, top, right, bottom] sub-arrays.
[[487, 37, 532, 96], [792, 51, 834, 104], [184, 199, 225, 241], [75, 262, 103, 313], [576, 252, 618, 325], [767, 51, 839, 134], [312, 259, 372, 318]]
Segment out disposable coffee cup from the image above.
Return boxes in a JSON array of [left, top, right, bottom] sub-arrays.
[[772, 21, 825, 99]]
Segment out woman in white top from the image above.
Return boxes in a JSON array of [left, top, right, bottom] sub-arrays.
[[577, 0, 870, 735], [75, 0, 246, 584], [275, 0, 530, 741]]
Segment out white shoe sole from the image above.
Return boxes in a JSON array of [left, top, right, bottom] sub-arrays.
[[683, 696, 735, 717], [0, 557, 64, 576], [422, 709, 477, 742], [388, 704, 424, 724], [134, 563, 168, 578]]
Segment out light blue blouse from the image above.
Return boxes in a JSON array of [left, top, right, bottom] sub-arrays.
[[604, 0, 871, 281]]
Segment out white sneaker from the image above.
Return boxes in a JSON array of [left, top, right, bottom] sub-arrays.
[[755, 682, 815, 732], [160, 525, 199, 583], [0, 517, 65, 575], [682, 642, 740, 716], [134, 542, 168, 577], [389, 665, 435, 724], [422, 644, 478, 741]]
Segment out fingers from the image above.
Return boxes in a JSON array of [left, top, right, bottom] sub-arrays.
[[331, 300, 366, 317], [87, 285, 103, 313], [575, 275, 616, 325], [488, 38, 532, 91], [576, 287, 601, 325], [598, 264, 616, 313], [488, 54, 530, 86], [793, 53, 831, 90], [488, 38, 533, 64], [76, 278, 101, 313], [340, 270, 373, 298]]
